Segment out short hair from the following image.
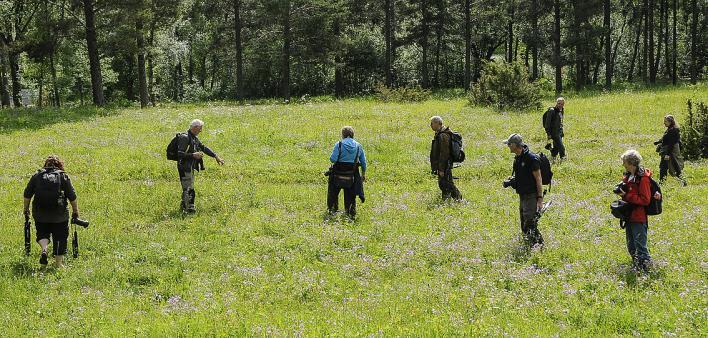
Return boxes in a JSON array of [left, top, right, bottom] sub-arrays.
[[190, 119, 204, 129], [44, 155, 65, 170], [341, 126, 354, 138], [620, 149, 642, 167], [430, 116, 443, 125], [556, 97, 565, 103]]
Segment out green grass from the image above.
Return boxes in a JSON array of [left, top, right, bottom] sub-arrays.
[[0, 84, 706, 335]]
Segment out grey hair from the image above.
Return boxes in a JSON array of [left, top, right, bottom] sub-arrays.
[[556, 97, 565, 103], [190, 119, 204, 129], [620, 149, 643, 167], [430, 116, 443, 125], [341, 126, 354, 138]]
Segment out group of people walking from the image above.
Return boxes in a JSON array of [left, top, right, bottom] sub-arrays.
[[22, 98, 688, 273]]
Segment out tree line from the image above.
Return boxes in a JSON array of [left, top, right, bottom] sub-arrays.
[[0, 0, 705, 108]]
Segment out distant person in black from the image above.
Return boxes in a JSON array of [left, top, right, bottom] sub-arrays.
[[23, 155, 80, 268], [176, 119, 225, 213], [654, 115, 687, 186], [543, 97, 566, 163], [503, 134, 545, 246]]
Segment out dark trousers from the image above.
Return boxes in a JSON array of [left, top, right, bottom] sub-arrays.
[[178, 169, 195, 210], [551, 135, 566, 158], [519, 193, 543, 245], [438, 168, 462, 200], [625, 222, 650, 263], [35, 221, 69, 255], [659, 157, 681, 181], [327, 178, 356, 217]]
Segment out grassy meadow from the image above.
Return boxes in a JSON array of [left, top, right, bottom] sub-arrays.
[[0, 85, 706, 335]]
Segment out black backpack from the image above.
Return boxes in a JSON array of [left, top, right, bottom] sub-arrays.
[[542, 107, 554, 133], [35, 169, 65, 208], [447, 131, 465, 163], [646, 176, 662, 216], [166, 133, 185, 161], [538, 152, 553, 188]]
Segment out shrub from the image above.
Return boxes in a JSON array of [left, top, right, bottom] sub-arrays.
[[374, 83, 431, 102], [682, 99, 708, 160], [468, 61, 542, 111]]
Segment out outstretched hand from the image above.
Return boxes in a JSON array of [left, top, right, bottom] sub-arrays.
[[216, 156, 225, 165]]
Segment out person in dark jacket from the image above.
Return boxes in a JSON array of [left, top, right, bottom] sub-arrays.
[[654, 115, 687, 186], [615, 149, 655, 272], [23, 155, 80, 268], [430, 116, 462, 200], [177, 119, 225, 213], [504, 134, 545, 246], [327, 126, 367, 219], [543, 97, 566, 163]]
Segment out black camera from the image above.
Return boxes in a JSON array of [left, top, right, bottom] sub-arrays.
[[71, 216, 90, 228], [613, 182, 627, 194], [503, 176, 517, 189]]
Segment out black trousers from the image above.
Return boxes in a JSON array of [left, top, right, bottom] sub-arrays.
[[438, 167, 462, 200], [327, 178, 356, 217], [551, 135, 566, 159], [659, 157, 682, 181]]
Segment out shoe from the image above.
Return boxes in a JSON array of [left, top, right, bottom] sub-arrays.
[[39, 251, 48, 265], [185, 207, 196, 214]]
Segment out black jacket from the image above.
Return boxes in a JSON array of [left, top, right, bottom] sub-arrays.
[[177, 130, 217, 172], [24, 167, 77, 223], [544, 107, 564, 138], [656, 126, 680, 155], [513, 146, 541, 195]]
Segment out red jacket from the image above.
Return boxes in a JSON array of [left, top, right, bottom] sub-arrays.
[[622, 168, 653, 223]]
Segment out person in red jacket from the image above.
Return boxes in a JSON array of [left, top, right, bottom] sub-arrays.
[[615, 149, 653, 272]]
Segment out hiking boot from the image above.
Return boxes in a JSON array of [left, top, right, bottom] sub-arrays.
[[639, 259, 653, 273], [39, 251, 48, 265], [185, 207, 196, 214]]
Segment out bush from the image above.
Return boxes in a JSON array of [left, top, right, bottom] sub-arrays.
[[374, 83, 431, 102], [682, 99, 708, 160], [468, 61, 542, 111]]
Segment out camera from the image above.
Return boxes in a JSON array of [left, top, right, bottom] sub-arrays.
[[503, 176, 517, 189], [71, 216, 90, 228], [613, 182, 627, 195]]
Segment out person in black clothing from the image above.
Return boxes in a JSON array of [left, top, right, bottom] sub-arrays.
[[543, 97, 566, 163], [23, 155, 80, 267], [503, 134, 545, 246], [430, 116, 462, 200], [654, 115, 687, 186], [177, 119, 225, 213]]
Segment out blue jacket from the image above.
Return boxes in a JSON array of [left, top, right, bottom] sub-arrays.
[[330, 137, 367, 173]]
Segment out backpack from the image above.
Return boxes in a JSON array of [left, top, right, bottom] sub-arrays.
[[447, 130, 465, 163], [538, 152, 553, 189], [35, 169, 65, 208], [166, 133, 185, 161], [645, 176, 662, 216], [542, 107, 554, 133]]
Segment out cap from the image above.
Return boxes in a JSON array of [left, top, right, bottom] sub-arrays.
[[503, 133, 524, 146]]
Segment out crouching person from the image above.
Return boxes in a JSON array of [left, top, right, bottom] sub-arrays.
[[503, 134, 544, 246], [23, 155, 79, 268], [327, 126, 366, 219], [615, 149, 653, 272]]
